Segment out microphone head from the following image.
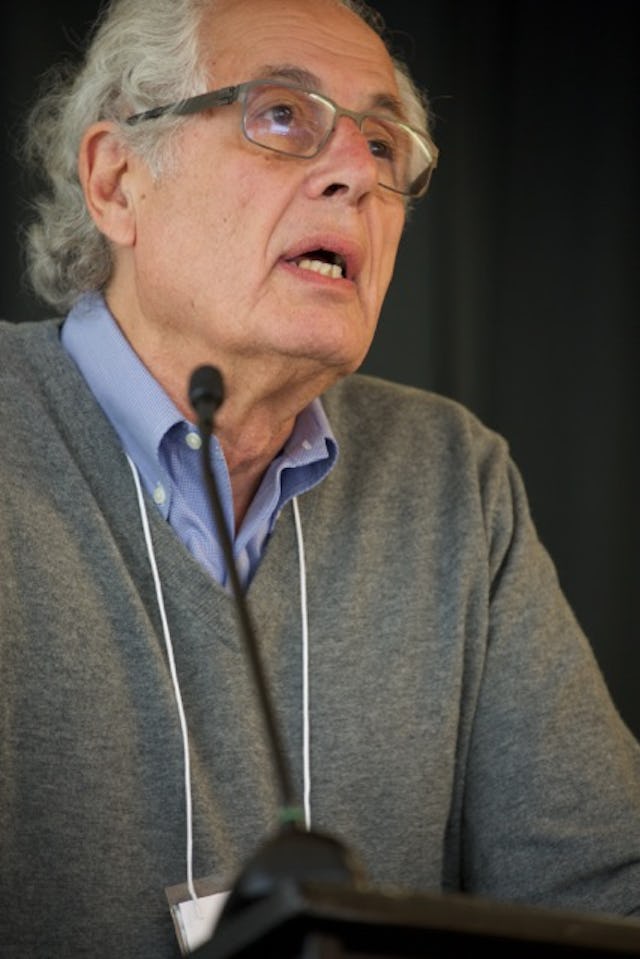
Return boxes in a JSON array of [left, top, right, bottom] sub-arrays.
[[188, 365, 224, 422]]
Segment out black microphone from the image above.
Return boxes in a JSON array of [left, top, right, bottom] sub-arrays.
[[188, 364, 224, 427], [188, 364, 365, 956]]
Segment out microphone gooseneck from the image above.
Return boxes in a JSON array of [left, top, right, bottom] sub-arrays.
[[188, 363, 301, 826]]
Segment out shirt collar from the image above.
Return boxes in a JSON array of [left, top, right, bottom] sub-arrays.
[[62, 293, 183, 486], [61, 292, 338, 521]]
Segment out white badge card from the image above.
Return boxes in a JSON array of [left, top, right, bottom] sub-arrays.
[[166, 876, 230, 955]]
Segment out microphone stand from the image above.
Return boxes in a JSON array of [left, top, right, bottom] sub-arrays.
[[188, 366, 365, 951]]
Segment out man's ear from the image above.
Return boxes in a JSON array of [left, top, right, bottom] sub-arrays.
[[78, 122, 139, 247]]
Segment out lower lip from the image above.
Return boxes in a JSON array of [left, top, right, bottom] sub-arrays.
[[280, 259, 355, 291]]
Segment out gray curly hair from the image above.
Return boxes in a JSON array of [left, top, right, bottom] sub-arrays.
[[23, 0, 429, 312]]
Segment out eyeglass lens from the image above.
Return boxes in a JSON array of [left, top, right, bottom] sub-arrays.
[[242, 83, 429, 196]]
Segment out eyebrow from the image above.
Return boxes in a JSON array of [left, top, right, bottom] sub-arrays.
[[254, 63, 407, 120]]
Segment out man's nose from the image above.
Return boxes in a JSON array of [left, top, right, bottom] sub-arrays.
[[304, 114, 380, 202]]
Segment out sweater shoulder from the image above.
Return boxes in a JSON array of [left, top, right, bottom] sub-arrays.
[[0, 319, 64, 387], [0, 318, 62, 351], [323, 373, 509, 465]]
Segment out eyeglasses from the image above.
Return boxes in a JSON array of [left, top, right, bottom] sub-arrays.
[[126, 79, 438, 199]]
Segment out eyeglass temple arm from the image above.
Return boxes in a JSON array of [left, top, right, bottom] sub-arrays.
[[126, 84, 240, 126]]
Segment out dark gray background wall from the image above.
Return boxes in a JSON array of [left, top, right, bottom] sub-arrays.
[[2, 2, 639, 736]]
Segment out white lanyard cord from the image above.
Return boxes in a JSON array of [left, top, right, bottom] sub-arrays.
[[292, 495, 312, 830], [126, 455, 199, 905], [127, 456, 311, 901]]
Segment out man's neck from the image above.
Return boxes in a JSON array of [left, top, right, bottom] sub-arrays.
[[104, 290, 344, 526]]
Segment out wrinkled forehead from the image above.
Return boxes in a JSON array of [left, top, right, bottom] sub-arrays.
[[199, 0, 402, 114]]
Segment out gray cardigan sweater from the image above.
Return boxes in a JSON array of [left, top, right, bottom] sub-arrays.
[[2, 319, 640, 957]]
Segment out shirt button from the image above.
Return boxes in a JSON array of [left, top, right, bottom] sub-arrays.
[[153, 483, 167, 505], [186, 431, 202, 450]]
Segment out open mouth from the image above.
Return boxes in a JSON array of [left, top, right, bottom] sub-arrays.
[[289, 249, 347, 280]]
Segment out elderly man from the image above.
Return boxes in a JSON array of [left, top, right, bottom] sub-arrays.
[[1, 0, 639, 955]]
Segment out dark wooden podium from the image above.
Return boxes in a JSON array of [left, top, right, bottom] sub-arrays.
[[193, 879, 640, 958]]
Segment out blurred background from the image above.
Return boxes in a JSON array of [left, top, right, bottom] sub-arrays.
[[2, 1, 639, 736]]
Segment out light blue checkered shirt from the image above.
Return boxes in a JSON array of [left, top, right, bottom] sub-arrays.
[[61, 293, 338, 588]]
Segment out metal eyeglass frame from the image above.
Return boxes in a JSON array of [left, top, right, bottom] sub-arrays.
[[125, 78, 438, 199]]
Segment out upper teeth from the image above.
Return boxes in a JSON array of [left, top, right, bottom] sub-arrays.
[[297, 258, 344, 279]]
